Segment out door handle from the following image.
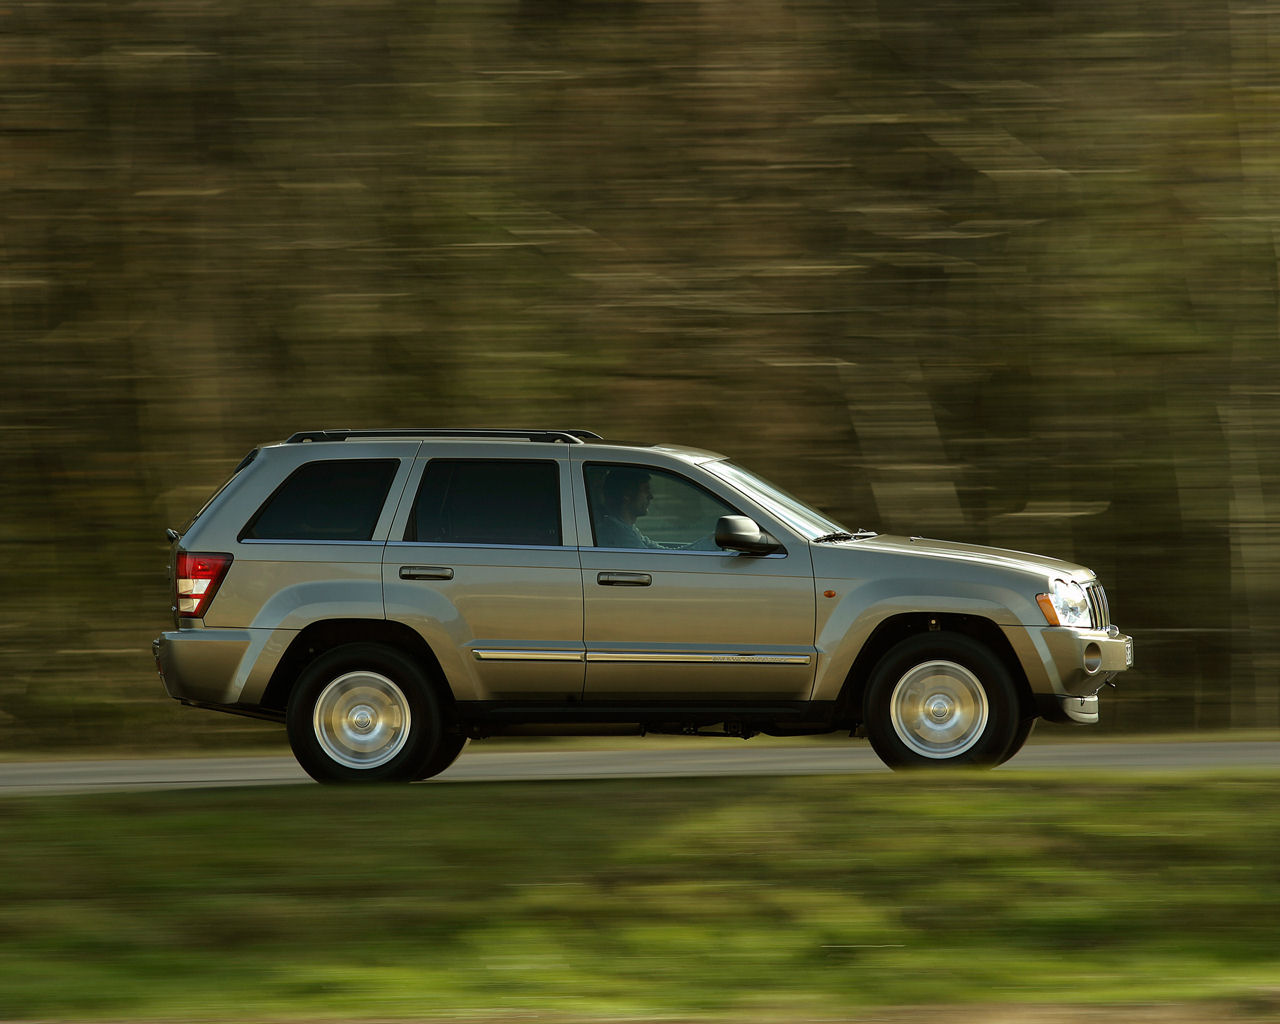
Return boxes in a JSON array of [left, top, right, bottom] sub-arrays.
[[597, 571, 652, 587], [399, 565, 454, 581]]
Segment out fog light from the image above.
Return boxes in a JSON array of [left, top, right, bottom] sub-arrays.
[[1083, 642, 1102, 674]]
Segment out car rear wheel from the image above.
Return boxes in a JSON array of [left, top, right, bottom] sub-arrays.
[[287, 643, 442, 783], [864, 632, 1020, 769]]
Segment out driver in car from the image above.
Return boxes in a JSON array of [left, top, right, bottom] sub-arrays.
[[596, 468, 663, 548]]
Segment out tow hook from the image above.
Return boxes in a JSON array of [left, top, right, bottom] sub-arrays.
[[1082, 677, 1118, 703]]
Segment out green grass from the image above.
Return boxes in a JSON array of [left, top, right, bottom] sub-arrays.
[[2, 772, 1278, 1021]]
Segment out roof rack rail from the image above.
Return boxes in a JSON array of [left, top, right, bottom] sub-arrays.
[[284, 429, 603, 445]]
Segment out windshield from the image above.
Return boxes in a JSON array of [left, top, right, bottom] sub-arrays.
[[704, 460, 852, 540]]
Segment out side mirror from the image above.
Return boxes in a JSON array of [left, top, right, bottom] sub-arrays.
[[715, 515, 783, 555]]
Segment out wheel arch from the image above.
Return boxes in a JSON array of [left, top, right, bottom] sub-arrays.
[[261, 619, 452, 715], [838, 612, 1033, 726]]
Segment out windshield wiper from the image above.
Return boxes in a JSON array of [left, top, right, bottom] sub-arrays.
[[814, 530, 876, 543]]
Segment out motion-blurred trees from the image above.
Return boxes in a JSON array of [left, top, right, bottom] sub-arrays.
[[2, 0, 1277, 750]]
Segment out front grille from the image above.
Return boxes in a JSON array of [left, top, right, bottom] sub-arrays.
[[1085, 582, 1110, 629]]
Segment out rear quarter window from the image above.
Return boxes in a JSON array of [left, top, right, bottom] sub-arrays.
[[241, 459, 399, 541]]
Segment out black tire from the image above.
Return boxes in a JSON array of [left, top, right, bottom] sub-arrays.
[[286, 643, 442, 784], [863, 632, 1020, 769], [997, 716, 1037, 766], [415, 733, 468, 781]]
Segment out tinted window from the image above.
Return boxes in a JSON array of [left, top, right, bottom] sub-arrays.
[[242, 459, 398, 541], [585, 463, 737, 550], [408, 460, 562, 546]]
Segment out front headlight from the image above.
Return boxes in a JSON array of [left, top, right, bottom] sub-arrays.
[[1037, 578, 1091, 627]]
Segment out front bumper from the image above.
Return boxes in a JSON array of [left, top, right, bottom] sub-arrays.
[[1041, 626, 1133, 695], [1051, 692, 1102, 725], [1007, 624, 1134, 724]]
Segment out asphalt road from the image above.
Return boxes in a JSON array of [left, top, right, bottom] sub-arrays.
[[1, 739, 1277, 795]]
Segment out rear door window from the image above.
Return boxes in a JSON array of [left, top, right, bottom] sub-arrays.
[[407, 460, 562, 546], [241, 459, 399, 541]]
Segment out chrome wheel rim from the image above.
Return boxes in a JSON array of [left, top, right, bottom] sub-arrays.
[[889, 660, 989, 759], [313, 671, 411, 770]]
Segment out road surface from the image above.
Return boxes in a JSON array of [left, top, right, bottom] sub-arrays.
[[1, 739, 1277, 795]]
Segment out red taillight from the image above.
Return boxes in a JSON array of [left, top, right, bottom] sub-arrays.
[[175, 551, 233, 619]]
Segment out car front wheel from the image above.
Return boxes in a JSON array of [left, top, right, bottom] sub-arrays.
[[998, 715, 1037, 766], [864, 632, 1020, 769], [286, 643, 442, 784], [416, 733, 468, 780]]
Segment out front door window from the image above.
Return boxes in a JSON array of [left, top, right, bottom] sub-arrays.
[[585, 463, 735, 551]]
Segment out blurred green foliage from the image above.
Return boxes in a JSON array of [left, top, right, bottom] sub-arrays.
[[1, 773, 1279, 1019], [3, 0, 1278, 750]]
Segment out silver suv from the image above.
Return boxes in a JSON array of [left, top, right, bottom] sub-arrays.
[[153, 428, 1133, 782]]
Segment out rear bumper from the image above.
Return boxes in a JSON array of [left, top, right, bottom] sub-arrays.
[[153, 629, 253, 706]]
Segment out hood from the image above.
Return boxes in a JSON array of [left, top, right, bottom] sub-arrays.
[[816, 534, 1093, 581]]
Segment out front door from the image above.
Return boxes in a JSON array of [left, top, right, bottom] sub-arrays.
[[578, 462, 816, 701]]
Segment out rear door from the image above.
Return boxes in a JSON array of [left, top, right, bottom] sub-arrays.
[[383, 450, 585, 701]]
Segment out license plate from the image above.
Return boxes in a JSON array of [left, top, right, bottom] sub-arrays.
[[1125, 636, 1134, 668]]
